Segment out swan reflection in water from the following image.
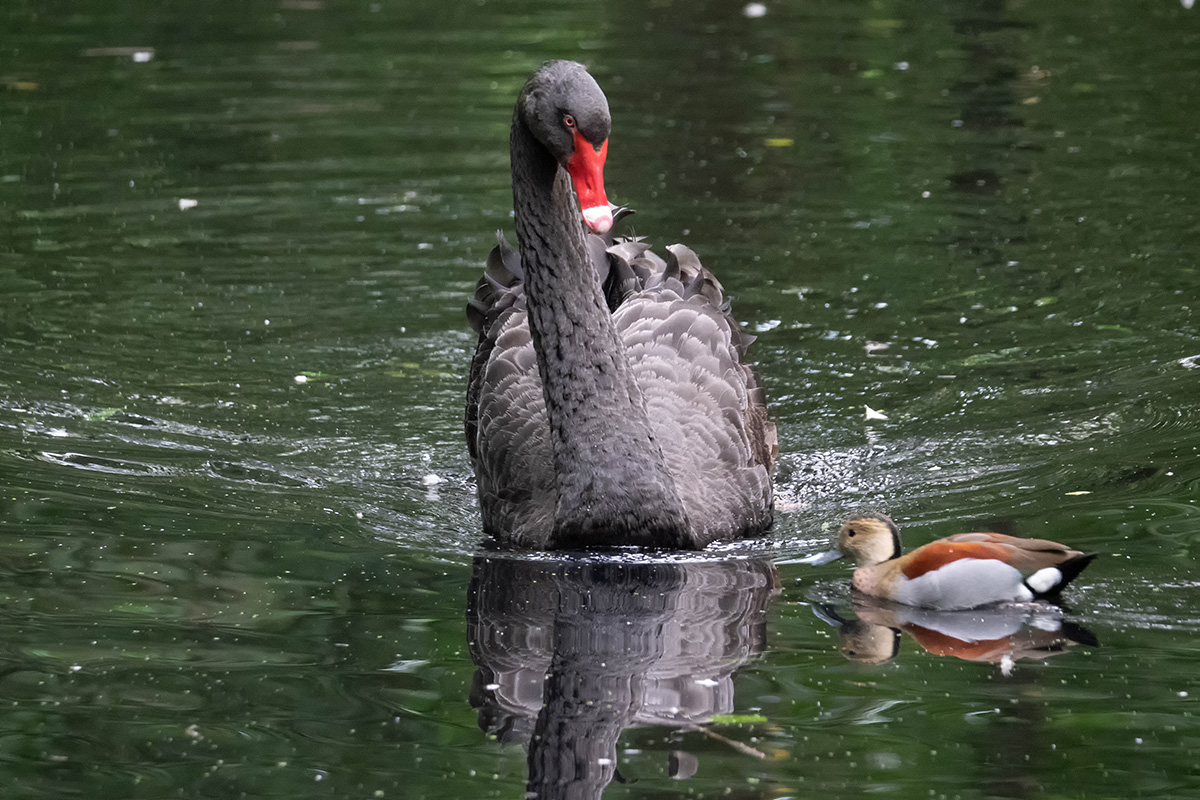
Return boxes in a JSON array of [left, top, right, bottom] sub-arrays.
[[467, 555, 779, 799], [815, 597, 1098, 673]]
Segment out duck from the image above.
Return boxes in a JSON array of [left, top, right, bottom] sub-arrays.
[[809, 513, 1097, 610], [465, 60, 776, 550]]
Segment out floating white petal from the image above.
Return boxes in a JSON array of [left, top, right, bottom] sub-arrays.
[[864, 405, 889, 421]]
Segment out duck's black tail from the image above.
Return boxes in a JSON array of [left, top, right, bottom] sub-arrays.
[[1028, 552, 1098, 598]]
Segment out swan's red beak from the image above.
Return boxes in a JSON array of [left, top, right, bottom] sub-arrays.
[[566, 132, 611, 234]]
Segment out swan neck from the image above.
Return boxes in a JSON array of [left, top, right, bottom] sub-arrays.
[[509, 114, 692, 548]]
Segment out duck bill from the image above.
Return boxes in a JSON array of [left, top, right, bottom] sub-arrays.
[[566, 131, 612, 233], [797, 548, 845, 566]]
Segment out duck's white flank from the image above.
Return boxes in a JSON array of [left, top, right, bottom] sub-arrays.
[[889, 558, 1035, 610]]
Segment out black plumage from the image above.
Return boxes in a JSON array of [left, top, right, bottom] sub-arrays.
[[465, 61, 776, 549]]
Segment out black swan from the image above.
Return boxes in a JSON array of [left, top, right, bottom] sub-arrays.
[[465, 60, 775, 550]]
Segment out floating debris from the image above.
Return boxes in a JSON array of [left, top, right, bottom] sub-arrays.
[[743, 3, 768, 18], [864, 405, 889, 421], [178, 198, 198, 211], [81, 47, 155, 62], [1000, 653, 1015, 677]]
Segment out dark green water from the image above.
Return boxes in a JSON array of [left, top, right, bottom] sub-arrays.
[[2, 1, 1199, 797]]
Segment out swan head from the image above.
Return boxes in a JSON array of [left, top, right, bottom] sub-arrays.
[[838, 513, 903, 568], [520, 60, 613, 233]]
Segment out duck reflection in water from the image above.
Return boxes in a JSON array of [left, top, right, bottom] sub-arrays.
[[815, 597, 1099, 674], [467, 555, 779, 799]]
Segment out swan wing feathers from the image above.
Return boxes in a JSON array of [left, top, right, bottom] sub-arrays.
[[467, 297, 557, 545], [614, 284, 774, 542], [467, 231, 522, 335], [466, 234, 558, 542], [607, 237, 775, 481], [465, 210, 775, 545]]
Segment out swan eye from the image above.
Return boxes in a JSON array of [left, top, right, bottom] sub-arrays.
[[562, 114, 576, 129]]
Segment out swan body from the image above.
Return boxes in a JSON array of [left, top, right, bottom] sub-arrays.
[[465, 61, 775, 550], [822, 513, 1096, 610]]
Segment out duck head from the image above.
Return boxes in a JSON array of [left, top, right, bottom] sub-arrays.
[[799, 512, 901, 567], [838, 513, 902, 567]]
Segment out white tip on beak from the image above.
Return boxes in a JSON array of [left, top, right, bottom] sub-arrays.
[[582, 205, 613, 234]]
